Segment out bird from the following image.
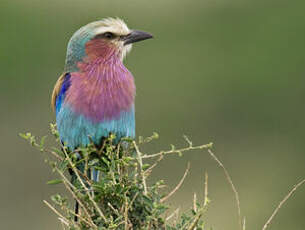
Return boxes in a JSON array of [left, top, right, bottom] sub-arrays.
[[51, 18, 153, 182]]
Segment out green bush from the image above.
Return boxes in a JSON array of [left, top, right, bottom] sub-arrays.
[[21, 124, 305, 230], [20, 124, 213, 230]]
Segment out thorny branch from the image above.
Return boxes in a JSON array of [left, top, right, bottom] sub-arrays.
[[142, 137, 213, 159]]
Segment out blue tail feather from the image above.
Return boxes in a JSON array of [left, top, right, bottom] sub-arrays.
[[91, 168, 99, 182]]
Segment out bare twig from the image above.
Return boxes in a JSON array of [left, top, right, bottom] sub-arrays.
[[188, 172, 210, 230], [55, 168, 95, 227], [207, 149, 242, 230], [187, 213, 202, 230], [166, 208, 180, 222], [262, 178, 305, 230], [174, 208, 180, 226], [203, 172, 209, 207], [124, 193, 130, 230], [65, 207, 94, 227], [43, 200, 77, 228], [192, 193, 198, 230], [62, 181, 96, 227], [133, 141, 148, 195], [128, 192, 139, 211], [193, 193, 197, 213], [144, 154, 164, 176], [243, 217, 246, 230], [48, 150, 64, 160], [59, 218, 70, 227], [161, 162, 190, 203], [60, 220, 67, 230], [183, 135, 193, 146], [108, 202, 120, 216]]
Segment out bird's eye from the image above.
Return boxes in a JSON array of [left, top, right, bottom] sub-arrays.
[[103, 32, 115, 39]]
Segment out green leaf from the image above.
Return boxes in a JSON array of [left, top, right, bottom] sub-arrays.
[[52, 147, 65, 158], [152, 132, 159, 139], [122, 156, 134, 163], [39, 135, 47, 151], [19, 133, 29, 140], [47, 179, 63, 185], [58, 160, 69, 172], [142, 163, 150, 170], [88, 158, 99, 166]]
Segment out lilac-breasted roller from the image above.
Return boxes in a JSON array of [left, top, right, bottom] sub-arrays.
[[51, 18, 153, 181]]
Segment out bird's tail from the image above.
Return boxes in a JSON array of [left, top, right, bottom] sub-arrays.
[[91, 168, 100, 182], [68, 170, 79, 222], [71, 167, 99, 222], [68, 146, 102, 222], [74, 200, 79, 222]]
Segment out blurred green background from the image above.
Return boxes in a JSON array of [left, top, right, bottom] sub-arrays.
[[1, 0, 305, 229]]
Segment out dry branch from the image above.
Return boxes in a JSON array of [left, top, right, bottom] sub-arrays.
[[161, 162, 190, 203], [262, 178, 305, 230], [207, 149, 242, 230]]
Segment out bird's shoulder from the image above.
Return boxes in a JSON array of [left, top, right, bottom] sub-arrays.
[[51, 72, 71, 111]]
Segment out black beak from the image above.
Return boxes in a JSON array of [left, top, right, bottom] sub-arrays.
[[122, 30, 153, 45]]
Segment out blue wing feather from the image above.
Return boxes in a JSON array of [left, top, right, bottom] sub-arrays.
[[55, 73, 71, 115]]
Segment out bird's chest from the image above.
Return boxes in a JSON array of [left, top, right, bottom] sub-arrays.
[[56, 71, 136, 148], [65, 68, 135, 123]]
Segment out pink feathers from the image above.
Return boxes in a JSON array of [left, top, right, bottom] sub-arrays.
[[64, 39, 135, 123]]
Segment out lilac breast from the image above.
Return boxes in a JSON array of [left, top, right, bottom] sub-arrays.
[[64, 57, 136, 123]]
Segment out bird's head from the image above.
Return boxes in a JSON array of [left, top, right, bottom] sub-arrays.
[[65, 18, 153, 72]]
